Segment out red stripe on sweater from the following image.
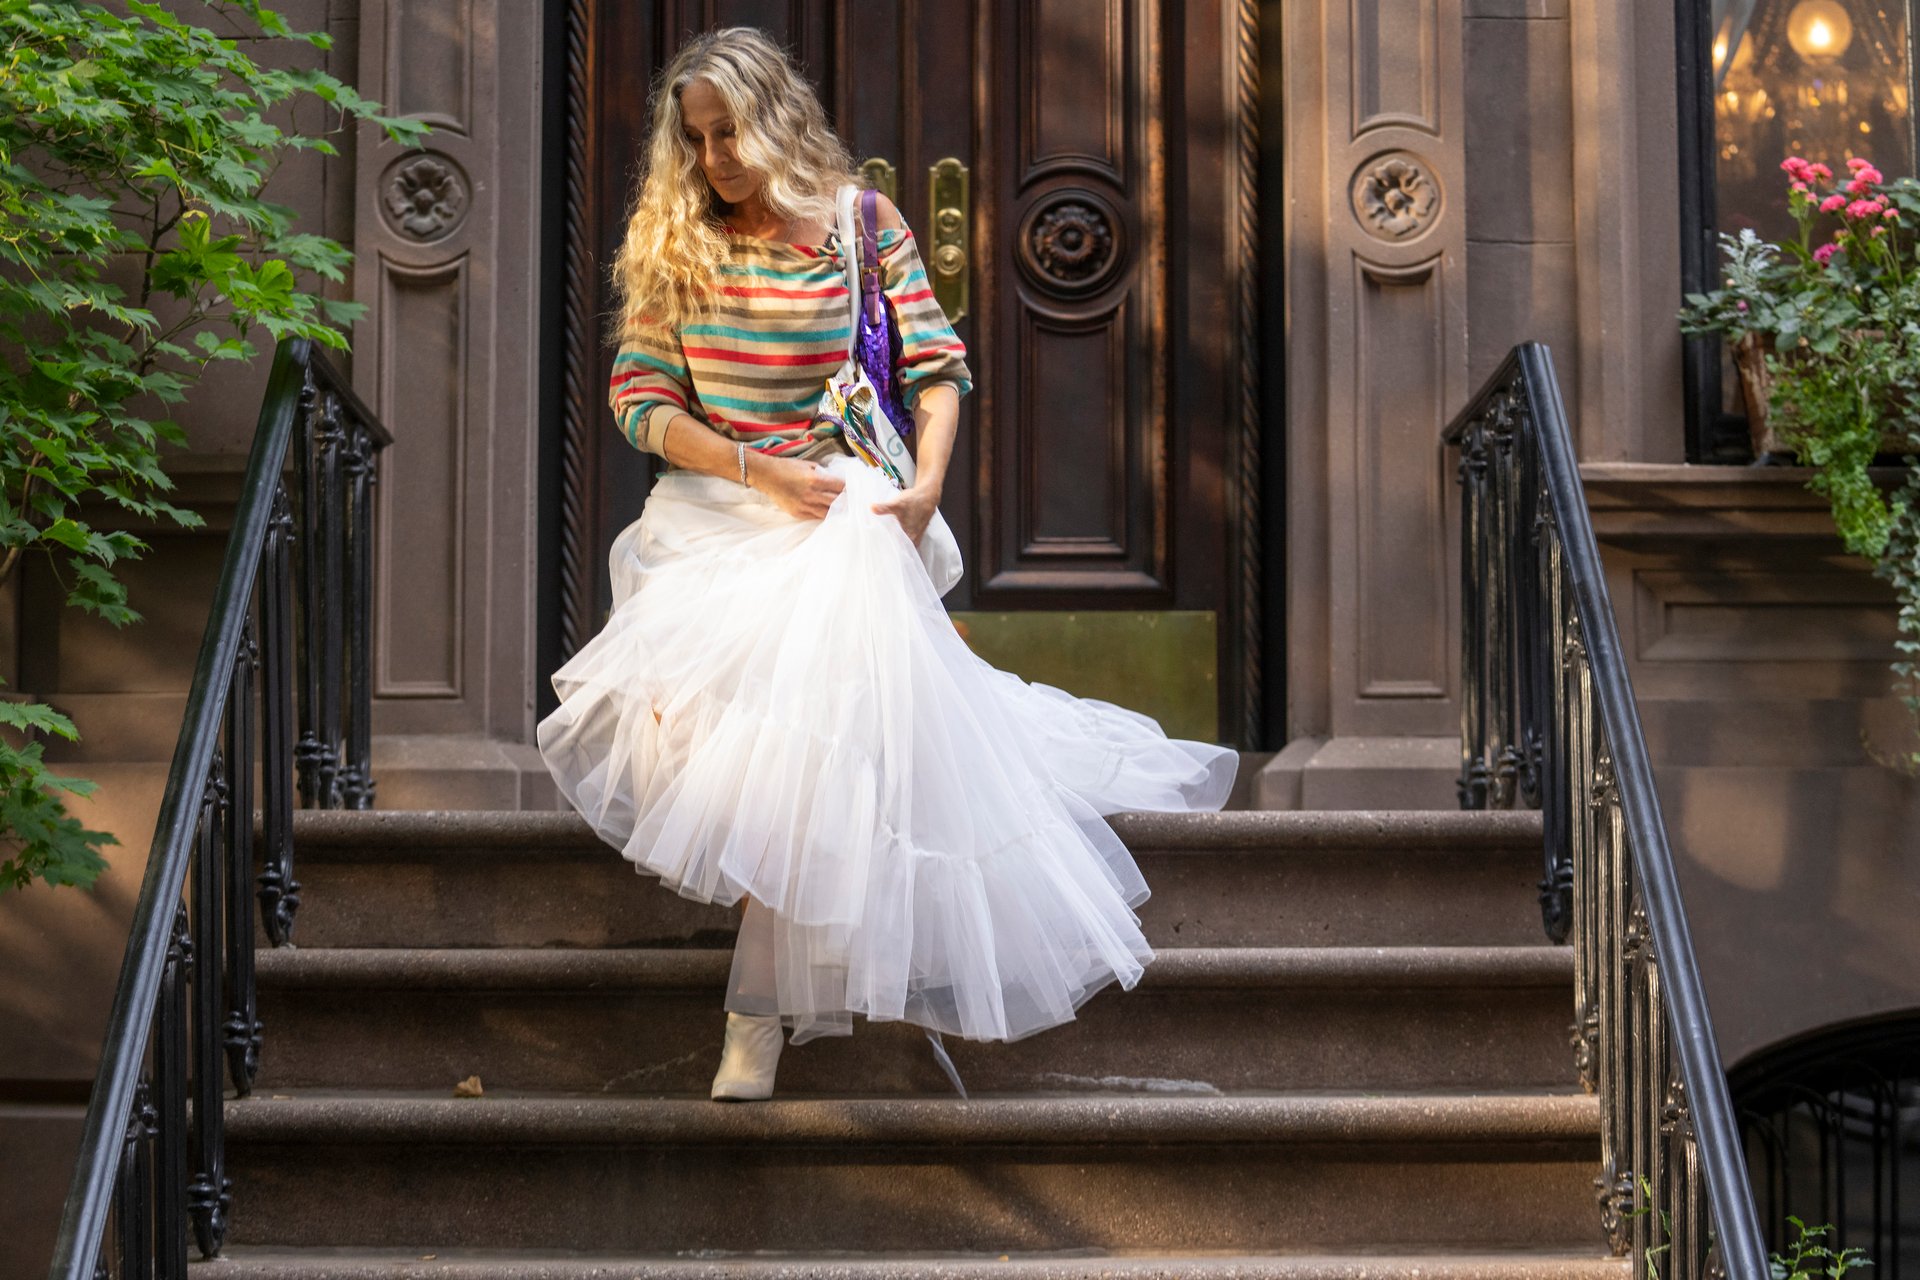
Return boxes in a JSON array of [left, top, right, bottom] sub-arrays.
[[719, 284, 851, 299], [610, 371, 685, 402], [731, 420, 816, 436], [683, 345, 846, 368]]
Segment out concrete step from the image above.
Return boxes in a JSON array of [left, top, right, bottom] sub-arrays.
[[251, 945, 1579, 1094], [221, 1091, 1607, 1255], [207, 1245, 1632, 1279], [270, 809, 1553, 950]]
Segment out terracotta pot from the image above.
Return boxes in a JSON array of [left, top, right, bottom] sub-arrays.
[[1731, 329, 1914, 461]]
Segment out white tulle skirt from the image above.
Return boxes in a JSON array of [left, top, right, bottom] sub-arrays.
[[535, 453, 1237, 1046]]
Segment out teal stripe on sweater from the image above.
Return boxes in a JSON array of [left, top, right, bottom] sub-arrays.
[[613, 349, 684, 375], [684, 323, 851, 343], [716, 262, 842, 282], [699, 390, 824, 413]]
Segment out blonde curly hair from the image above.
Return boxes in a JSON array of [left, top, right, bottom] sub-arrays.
[[609, 27, 861, 337]]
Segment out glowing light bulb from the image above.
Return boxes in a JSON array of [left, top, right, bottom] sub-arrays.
[[1786, 0, 1855, 66]]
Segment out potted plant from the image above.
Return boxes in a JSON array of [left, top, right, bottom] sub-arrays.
[[1680, 155, 1920, 764]]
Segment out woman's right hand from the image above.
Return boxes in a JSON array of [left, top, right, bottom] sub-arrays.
[[749, 452, 846, 521]]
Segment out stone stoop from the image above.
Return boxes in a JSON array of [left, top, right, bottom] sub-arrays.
[[201, 808, 1622, 1278]]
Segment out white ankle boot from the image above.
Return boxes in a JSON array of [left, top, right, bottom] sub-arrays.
[[709, 1010, 785, 1101]]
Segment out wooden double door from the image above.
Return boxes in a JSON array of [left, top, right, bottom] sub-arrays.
[[556, 0, 1267, 745]]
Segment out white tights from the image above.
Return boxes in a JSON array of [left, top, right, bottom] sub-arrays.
[[723, 896, 781, 1017]]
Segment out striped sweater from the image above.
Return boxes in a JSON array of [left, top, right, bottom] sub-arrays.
[[609, 225, 973, 464]]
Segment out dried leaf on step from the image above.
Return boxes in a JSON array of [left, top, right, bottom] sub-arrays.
[[453, 1074, 484, 1097]]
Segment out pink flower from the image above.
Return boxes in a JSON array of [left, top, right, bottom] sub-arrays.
[[1847, 156, 1874, 171], [1792, 180, 1811, 193], [1887, 207, 1902, 220], [1846, 198, 1885, 219], [1821, 193, 1848, 213], [1814, 242, 1839, 266], [1736, 300, 1749, 310], [1871, 225, 1887, 237], [1783, 156, 1815, 182], [1809, 162, 1834, 181]]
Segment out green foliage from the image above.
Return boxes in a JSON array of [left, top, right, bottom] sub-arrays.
[[1770, 1216, 1872, 1280], [1622, 1174, 1874, 1280], [0, 0, 427, 891], [1679, 156, 1920, 767], [0, 675, 116, 890]]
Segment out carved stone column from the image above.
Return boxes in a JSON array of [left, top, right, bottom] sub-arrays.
[[352, 1, 546, 759], [1289, 0, 1468, 744]]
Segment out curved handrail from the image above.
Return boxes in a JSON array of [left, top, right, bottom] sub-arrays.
[[48, 336, 389, 1278], [1444, 342, 1767, 1280]]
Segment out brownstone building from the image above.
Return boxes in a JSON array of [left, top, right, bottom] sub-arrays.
[[6, 1, 1919, 1274]]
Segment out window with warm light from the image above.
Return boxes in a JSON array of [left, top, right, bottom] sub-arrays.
[[1678, 0, 1917, 458]]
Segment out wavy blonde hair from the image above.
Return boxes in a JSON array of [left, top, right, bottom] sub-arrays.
[[610, 27, 861, 336]]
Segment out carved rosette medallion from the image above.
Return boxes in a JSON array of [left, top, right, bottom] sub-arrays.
[[1349, 153, 1441, 241], [1016, 191, 1125, 294], [379, 153, 471, 241]]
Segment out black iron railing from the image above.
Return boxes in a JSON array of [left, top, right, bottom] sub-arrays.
[[1446, 342, 1768, 1280], [47, 337, 389, 1279]]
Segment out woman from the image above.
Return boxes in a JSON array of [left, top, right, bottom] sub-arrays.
[[535, 26, 1237, 1101]]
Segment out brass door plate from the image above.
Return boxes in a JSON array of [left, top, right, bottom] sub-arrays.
[[859, 157, 897, 205], [947, 610, 1219, 742], [929, 157, 969, 324]]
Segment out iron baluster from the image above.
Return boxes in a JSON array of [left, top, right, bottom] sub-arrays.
[[224, 613, 264, 1092], [315, 388, 345, 807], [258, 480, 300, 947], [154, 904, 190, 1278], [1456, 411, 1490, 808], [188, 747, 224, 1257], [292, 373, 342, 809], [120, 1077, 155, 1280], [339, 423, 378, 808]]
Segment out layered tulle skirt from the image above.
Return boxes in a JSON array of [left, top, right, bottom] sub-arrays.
[[535, 454, 1237, 1045]]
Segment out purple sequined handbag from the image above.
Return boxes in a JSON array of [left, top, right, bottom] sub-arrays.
[[851, 187, 914, 435], [820, 182, 963, 594]]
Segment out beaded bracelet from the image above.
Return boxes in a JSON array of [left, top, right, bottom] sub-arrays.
[[737, 441, 748, 488]]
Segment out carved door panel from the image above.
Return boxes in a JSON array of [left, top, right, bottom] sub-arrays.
[[559, 1, 1260, 742]]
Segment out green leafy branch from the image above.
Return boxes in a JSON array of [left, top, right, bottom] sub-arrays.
[[0, 0, 427, 891]]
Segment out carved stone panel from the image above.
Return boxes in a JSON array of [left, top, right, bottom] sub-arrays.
[[1308, 0, 1468, 736], [374, 257, 466, 697], [355, 0, 545, 738]]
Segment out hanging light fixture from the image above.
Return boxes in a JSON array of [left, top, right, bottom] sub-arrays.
[[1784, 0, 1855, 66]]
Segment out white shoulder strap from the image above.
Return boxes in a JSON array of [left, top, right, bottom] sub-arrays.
[[836, 184, 862, 345]]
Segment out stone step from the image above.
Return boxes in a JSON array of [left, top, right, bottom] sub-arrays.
[[209, 1245, 1632, 1279], [222, 1091, 1607, 1255], [251, 945, 1579, 1094], [270, 809, 1552, 950]]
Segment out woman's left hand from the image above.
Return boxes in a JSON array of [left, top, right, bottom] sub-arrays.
[[871, 483, 941, 546]]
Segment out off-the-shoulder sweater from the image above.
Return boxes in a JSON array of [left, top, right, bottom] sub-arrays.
[[608, 224, 972, 465]]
